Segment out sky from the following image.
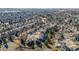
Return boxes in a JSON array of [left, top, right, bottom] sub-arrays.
[[0, 0, 79, 8]]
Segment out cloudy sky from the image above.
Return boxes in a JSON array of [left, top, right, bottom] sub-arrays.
[[0, 0, 78, 8]]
